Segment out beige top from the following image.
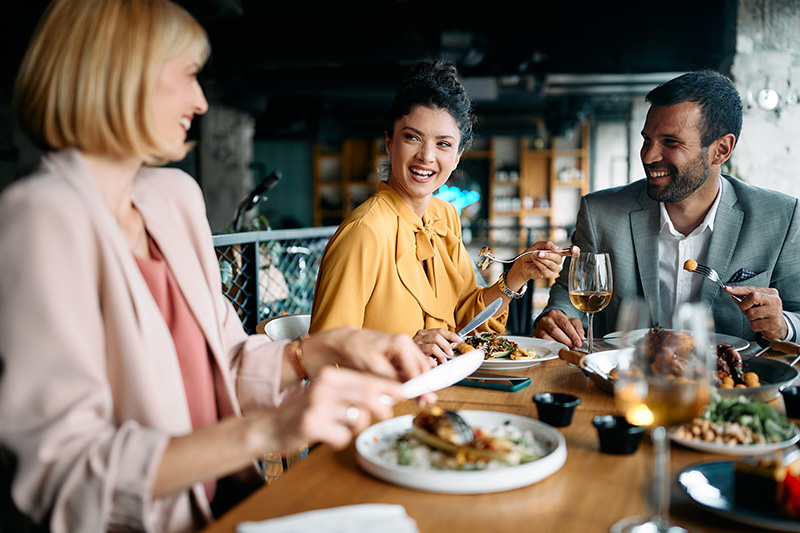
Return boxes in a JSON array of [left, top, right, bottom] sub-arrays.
[[0, 149, 299, 532], [310, 182, 507, 336]]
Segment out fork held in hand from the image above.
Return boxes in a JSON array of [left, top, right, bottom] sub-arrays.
[[683, 260, 743, 303], [477, 246, 572, 270]]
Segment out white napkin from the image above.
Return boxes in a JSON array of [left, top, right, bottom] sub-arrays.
[[236, 504, 419, 533]]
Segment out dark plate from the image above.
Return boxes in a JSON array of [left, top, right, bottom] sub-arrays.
[[678, 461, 800, 532], [582, 351, 799, 401], [718, 358, 800, 402]]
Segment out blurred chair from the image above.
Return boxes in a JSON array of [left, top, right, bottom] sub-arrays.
[[503, 264, 535, 336], [255, 313, 310, 341]]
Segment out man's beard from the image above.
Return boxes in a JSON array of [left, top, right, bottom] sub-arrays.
[[646, 147, 710, 203]]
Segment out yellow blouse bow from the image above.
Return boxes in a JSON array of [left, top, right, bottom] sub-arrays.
[[415, 216, 448, 262]]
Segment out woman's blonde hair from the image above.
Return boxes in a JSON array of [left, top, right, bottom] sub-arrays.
[[13, 0, 210, 162]]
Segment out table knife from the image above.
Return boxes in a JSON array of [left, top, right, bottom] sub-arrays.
[[451, 297, 503, 347]]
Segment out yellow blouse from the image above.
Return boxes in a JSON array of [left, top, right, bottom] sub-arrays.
[[310, 182, 508, 336]]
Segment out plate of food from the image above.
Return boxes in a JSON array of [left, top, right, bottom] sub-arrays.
[[355, 408, 567, 494], [583, 327, 798, 401], [603, 328, 750, 351], [669, 393, 800, 455], [448, 333, 564, 370], [678, 453, 800, 532]]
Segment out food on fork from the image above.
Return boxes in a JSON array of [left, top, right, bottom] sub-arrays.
[[455, 332, 538, 360], [683, 259, 698, 272], [477, 246, 493, 270]]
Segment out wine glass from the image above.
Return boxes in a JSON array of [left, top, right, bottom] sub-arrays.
[[568, 252, 613, 353], [612, 299, 714, 533]]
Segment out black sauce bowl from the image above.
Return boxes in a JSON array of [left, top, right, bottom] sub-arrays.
[[781, 386, 800, 418], [533, 392, 581, 427], [592, 415, 646, 455]]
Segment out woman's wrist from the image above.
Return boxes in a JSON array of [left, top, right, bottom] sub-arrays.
[[295, 330, 347, 379], [503, 265, 528, 292]]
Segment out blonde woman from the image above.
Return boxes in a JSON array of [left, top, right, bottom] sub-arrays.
[[0, 1, 433, 531]]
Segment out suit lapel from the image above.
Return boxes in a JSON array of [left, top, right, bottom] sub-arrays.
[[704, 178, 743, 304], [630, 190, 661, 324]]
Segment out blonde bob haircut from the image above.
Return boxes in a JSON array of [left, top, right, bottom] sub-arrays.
[[13, 0, 210, 163]]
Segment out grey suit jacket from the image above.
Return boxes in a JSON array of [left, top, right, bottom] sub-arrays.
[[539, 175, 800, 342]]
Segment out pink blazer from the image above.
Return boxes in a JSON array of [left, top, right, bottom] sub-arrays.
[[0, 149, 294, 532]]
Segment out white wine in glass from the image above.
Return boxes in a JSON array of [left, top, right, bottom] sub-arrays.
[[612, 300, 713, 533], [568, 253, 612, 353]]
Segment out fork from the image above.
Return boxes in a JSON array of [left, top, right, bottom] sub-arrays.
[[477, 246, 572, 270], [683, 260, 743, 303]]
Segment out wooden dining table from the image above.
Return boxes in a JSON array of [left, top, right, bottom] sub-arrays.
[[203, 344, 799, 533]]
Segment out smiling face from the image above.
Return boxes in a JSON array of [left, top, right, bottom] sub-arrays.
[[385, 105, 463, 217], [640, 102, 714, 204], [150, 43, 209, 161]]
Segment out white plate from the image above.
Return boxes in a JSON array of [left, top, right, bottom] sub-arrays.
[[669, 427, 800, 456], [603, 328, 750, 351], [447, 336, 565, 370], [679, 461, 800, 532], [355, 410, 567, 494]]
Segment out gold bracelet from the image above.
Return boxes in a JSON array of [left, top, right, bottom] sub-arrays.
[[288, 335, 311, 381]]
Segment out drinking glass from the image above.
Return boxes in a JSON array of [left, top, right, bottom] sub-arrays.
[[568, 252, 613, 353], [612, 300, 714, 532]]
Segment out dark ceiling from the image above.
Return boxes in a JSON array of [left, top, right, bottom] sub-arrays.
[[2, 0, 738, 140]]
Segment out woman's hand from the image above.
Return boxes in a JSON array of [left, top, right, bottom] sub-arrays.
[[505, 242, 579, 289], [301, 327, 435, 383], [412, 328, 462, 363], [264, 367, 405, 451]]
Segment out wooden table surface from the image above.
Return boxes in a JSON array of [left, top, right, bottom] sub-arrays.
[[203, 347, 798, 533]]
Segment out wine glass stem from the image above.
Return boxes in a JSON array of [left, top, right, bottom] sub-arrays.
[[587, 312, 594, 353], [651, 426, 671, 525]]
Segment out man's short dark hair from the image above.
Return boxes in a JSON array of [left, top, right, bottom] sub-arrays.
[[645, 70, 743, 147]]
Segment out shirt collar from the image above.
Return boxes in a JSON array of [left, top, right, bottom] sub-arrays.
[[658, 176, 723, 238]]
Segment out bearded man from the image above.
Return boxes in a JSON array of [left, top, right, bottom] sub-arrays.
[[534, 70, 800, 348]]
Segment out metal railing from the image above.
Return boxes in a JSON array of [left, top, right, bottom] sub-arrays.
[[213, 227, 338, 334]]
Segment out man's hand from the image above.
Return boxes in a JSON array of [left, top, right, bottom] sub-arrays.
[[532, 309, 585, 349], [725, 286, 789, 340]]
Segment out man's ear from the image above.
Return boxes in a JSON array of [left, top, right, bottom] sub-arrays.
[[710, 133, 735, 165]]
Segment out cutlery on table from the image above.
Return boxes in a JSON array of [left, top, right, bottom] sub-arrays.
[[400, 349, 484, 399], [477, 246, 573, 270], [557, 348, 611, 381], [449, 297, 503, 348]]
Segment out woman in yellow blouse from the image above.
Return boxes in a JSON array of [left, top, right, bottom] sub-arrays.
[[310, 61, 577, 360]]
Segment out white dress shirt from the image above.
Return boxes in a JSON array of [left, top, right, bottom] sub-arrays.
[[657, 178, 722, 327]]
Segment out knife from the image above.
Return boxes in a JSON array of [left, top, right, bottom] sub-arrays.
[[450, 297, 503, 348], [401, 349, 485, 398]]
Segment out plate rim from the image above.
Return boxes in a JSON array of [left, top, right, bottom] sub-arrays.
[[668, 426, 800, 456], [602, 328, 750, 351], [354, 410, 567, 494], [678, 460, 800, 532]]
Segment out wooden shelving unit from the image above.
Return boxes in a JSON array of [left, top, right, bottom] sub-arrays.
[[313, 138, 382, 227]]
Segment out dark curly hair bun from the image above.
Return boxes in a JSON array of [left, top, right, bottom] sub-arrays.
[[384, 60, 475, 152]]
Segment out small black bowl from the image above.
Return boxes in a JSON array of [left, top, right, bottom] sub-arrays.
[[533, 392, 581, 427], [781, 386, 800, 418], [592, 415, 645, 455]]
